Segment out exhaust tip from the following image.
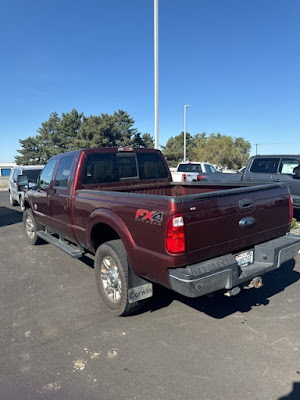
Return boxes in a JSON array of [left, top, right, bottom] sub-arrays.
[[224, 287, 241, 297]]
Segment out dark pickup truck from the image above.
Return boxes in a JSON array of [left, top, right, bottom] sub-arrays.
[[22, 147, 300, 316]]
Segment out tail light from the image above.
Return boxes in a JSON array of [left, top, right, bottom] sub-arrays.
[[289, 194, 293, 224], [181, 174, 186, 182], [166, 214, 186, 254]]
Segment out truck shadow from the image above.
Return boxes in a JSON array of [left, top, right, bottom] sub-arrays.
[[146, 259, 300, 318], [294, 210, 300, 222], [0, 206, 23, 227], [278, 382, 300, 400]]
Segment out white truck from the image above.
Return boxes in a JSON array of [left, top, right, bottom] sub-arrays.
[[171, 161, 219, 182]]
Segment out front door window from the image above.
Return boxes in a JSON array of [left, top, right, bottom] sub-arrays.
[[40, 159, 56, 189]]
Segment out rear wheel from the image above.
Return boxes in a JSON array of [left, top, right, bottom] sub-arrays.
[[94, 240, 144, 316], [9, 192, 18, 206], [23, 209, 42, 245]]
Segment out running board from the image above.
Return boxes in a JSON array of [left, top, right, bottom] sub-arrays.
[[36, 231, 84, 258]]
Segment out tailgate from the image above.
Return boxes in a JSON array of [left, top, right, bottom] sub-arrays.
[[182, 184, 291, 266]]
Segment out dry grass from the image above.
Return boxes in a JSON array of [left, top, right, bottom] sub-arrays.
[[0, 179, 8, 189]]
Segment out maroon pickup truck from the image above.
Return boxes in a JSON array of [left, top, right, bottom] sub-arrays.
[[22, 147, 300, 316]]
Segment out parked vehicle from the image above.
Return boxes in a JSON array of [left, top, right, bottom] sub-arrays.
[[22, 147, 300, 316], [9, 165, 44, 210], [223, 155, 300, 210], [171, 161, 223, 182], [238, 166, 246, 174]]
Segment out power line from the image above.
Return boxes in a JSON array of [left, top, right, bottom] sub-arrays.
[[252, 142, 300, 146]]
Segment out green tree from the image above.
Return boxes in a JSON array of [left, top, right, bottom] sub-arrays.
[[36, 112, 62, 163], [15, 136, 41, 165], [132, 132, 154, 148], [76, 110, 137, 148], [162, 131, 250, 169], [15, 109, 154, 165], [161, 132, 195, 167], [59, 109, 83, 151], [141, 133, 154, 148], [191, 133, 250, 169]]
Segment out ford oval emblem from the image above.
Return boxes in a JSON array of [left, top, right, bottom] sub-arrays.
[[239, 216, 255, 228]]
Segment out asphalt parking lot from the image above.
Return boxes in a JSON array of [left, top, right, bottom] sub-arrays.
[[0, 191, 300, 400]]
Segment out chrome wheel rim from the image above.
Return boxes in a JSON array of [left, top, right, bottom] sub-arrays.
[[25, 215, 35, 240], [101, 256, 122, 303]]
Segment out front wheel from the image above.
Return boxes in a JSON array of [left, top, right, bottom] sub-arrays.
[[94, 240, 144, 316], [23, 209, 42, 245]]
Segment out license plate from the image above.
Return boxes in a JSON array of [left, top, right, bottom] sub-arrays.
[[235, 250, 253, 267]]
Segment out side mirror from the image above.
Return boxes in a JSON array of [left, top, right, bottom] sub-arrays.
[[293, 167, 300, 179], [17, 175, 29, 191]]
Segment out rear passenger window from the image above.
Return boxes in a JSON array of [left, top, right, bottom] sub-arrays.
[[117, 155, 138, 179], [250, 158, 279, 174], [54, 156, 74, 187], [137, 153, 169, 179], [82, 154, 119, 184], [278, 159, 300, 174]]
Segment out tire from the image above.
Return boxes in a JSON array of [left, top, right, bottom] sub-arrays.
[[9, 192, 18, 206], [94, 240, 144, 316], [23, 209, 43, 245]]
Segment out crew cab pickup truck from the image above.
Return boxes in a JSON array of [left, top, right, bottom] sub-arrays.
[[22, 147, 300, 316], [223, 155, 300, 209]]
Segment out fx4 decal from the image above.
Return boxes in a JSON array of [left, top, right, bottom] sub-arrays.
[[135, 209, 164, 225]]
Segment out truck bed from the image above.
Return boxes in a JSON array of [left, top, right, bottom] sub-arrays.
[[75, 181, 290, 276]]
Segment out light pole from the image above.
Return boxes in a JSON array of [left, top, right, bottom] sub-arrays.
[[154, 0, 159, 149], [183, 105, 191, 161]]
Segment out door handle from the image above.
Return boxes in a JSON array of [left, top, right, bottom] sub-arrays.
[[239, 198, 253, 210], [274, 179, 281, 182], [64, 197, 69, 211], [246, 177, 252, 181]]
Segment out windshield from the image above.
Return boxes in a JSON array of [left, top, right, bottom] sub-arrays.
[[177, 163, 203, 173]]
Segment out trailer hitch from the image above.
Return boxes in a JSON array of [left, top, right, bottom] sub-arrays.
[[245, 276, 263, 289]]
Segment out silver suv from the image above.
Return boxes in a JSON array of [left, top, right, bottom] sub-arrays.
[[9, 165, 44, 210]]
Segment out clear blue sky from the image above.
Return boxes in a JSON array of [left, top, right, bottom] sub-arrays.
[[0, 0, 299, 162]]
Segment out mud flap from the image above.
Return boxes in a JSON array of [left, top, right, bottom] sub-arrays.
[[127, 264, 153, 303]]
